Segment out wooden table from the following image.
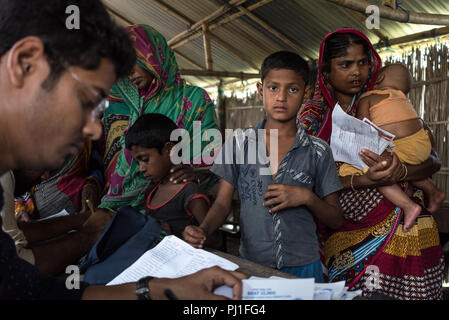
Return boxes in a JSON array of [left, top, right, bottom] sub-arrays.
[[208, 248, 297, 279]]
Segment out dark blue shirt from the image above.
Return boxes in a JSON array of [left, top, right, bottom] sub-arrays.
[[0, 184, 88, 299]]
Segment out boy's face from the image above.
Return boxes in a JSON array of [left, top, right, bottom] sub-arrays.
[[257, 68, 306, 123], [130, 144, 172, 183]]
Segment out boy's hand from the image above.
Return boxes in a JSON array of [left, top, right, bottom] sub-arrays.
[[183, 225, 207, 248], [263, 184, 311, 213]]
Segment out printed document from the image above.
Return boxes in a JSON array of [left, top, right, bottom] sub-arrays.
[[107, 235, 238, 285], [330, 103, 394, 170], [214, 277, 353, 300]]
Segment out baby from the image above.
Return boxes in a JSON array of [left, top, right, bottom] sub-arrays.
[[339, 63, 445, 232]]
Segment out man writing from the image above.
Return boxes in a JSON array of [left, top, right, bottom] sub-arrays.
[[0, 0, 245, 300]]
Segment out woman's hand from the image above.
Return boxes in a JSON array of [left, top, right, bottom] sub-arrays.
[[168, 164, 200, 184], [80, 180, 101, 214], [359, 148, 402, 186]]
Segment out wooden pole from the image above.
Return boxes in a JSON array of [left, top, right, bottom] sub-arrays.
[[170, 0, 272, 49], [237, 6, 313, 60], [377, 26, 449, 48], [217, 80, 226, 133], [181, 69, 259, 79], [150, 1, 259, 71], [326, 0, 449, 25], [202, 24, 213, 71], [168, 0, 248, 46]]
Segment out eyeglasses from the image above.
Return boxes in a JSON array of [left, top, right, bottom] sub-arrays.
[[67, 69, 109, 122]]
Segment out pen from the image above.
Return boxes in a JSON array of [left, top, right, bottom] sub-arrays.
[[164, 289, 178, 300], [86, 199, 95, 215]]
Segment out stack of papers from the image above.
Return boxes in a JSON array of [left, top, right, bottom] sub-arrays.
[[330, 103, 395, 171], [107, 235, 362, 300], [214, 277, 361, 300]]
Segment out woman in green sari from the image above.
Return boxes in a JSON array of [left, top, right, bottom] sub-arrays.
[[100, 24, 219, 213]]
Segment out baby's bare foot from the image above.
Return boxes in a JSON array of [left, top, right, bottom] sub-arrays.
[[426, 190, 446, 213], [403, 203, 422, 233]]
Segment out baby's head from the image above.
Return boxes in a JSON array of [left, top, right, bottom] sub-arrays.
[[125, 113, 178, 182], [374, 63, 413, 94]]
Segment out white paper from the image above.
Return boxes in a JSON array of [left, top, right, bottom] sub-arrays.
[[330, 103, 395, 170], [313, 281, 346, 300], [214, 276, 314, 300], [36, 209, 69, 221], [214, 277, 357, 300], [243, 278, 315, 300], [107, 235, 239, 286]]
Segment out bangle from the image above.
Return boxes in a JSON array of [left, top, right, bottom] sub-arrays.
[[399, 163, 408, 181], [350, 174, 357, 192]]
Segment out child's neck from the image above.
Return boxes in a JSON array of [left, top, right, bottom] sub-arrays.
[[264, 117, 297, 137]]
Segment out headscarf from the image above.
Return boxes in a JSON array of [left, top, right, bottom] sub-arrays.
[[100, 25, 219, 213], [299, 28, 382, 143]]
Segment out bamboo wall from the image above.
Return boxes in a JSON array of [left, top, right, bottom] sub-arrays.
[[224, 93, 265, 129]]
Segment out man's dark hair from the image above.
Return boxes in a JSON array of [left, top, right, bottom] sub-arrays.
[[0, 0, 136, 90], [260, 51, 309, 85], [125, 113, 179, 153]]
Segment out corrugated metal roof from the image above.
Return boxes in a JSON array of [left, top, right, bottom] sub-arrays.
[[103, 0, 449, 93]]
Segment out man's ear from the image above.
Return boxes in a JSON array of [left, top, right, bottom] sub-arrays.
[[6, 36, 46, 88]]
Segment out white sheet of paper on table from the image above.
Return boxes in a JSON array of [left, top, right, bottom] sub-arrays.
[[106, 235, 239, 286], [313, 281, 346, 300], [330, 103, 395, 170], [214, 276, 315, 300]]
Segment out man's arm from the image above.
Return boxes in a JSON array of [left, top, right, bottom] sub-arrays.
[[30, 208, 114, 276], [30, 223, 100, 276], [82, 266, 246, 300], [17, 212, 90, 244]]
